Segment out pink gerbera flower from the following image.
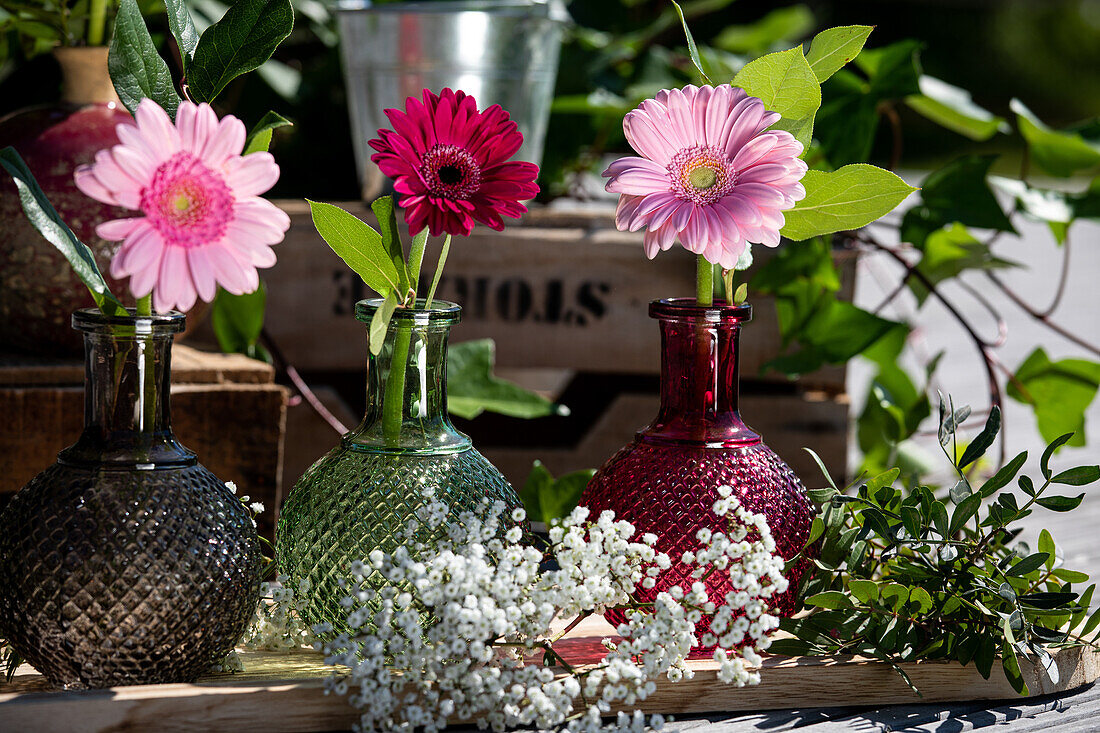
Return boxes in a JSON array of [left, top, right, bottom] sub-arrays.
[[368, 88, 539, 237], [74, 99, 289, 313], [604, 85, 807, 269]]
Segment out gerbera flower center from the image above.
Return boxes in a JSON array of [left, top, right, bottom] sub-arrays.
[[141, 151, 234, 249], [668, 145, 737, 206], [420, 144, 481, 200]]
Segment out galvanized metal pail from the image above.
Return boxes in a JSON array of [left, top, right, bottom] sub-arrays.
[[337, 0, 568, 199]]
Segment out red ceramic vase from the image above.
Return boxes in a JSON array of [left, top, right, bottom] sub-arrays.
[[0, 47, 132, 356], [579, 298, 817, 654]]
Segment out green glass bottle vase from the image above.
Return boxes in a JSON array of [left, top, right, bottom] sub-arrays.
[[276, 299, 523, 632]]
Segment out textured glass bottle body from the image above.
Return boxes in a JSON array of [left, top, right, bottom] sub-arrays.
[[0, 309, 261, 689], [579, 299, 817, 649], [277, 300, 522, 633]]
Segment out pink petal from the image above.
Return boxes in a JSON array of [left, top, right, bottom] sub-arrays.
[[74, 166, 121, 206], [732, 134, 779, 170], [614, 194, 646, 232], [223, 153, 280, 197], [604, 157, 670, 195], [187, 248, 218, 303], [95, 217, 143, 241], [202, 115, 247, 165], [135, 99, 180, 154]]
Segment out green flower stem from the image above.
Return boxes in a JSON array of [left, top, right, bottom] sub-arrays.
[[135, 294, 156, 454], [87, 0, 108, 46], [696, 255, 713, 306], [382, 324, 412, 447]]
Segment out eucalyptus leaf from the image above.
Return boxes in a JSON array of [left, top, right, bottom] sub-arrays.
[[0, 147, 124, 316], [780, 164, 917, 241], [1006, 552, 1050, 578], [188, 0, 294, 102], [109, 0, 181, 118]]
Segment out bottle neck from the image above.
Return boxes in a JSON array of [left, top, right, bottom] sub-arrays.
[[344, 315, 470, 455], [60, 313, 192, 469], [639, 301, 760, 448]]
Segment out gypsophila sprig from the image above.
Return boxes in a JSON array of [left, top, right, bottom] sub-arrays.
[[239, 575, 319, 652], [317, 487, 786, 732]]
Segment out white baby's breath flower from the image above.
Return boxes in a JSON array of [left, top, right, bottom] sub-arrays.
[[250, 501, 265, 514]]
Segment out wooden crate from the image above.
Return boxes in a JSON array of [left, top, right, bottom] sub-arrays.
[[259, 200, 855, 391], [2, 614, 1094, 732], [0, 346, 289, 540]]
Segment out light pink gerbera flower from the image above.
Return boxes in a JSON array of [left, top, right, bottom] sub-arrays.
[[368, 88, 539, 237], [74, 99, 289, 313], [604, 85, 807, 269]]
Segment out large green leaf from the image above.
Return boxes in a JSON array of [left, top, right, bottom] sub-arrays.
[[910, 224, 1018, 304], [780, 164, 917, 240], [1012, 99, 1100, 178], [804, 25, 873, 82], [906, 76, 1009, 141], [1007, 348, 1100, 447], [904, 156, 1016, 242], [447, 339, 567, 420], [211, 283, 267, 360], [108, 0, 181, 118], [733, 46, 821, 148], [163, 0, 200, 67], [814, 72, 879, 167], [0, 147, 125, 316], [307, 199, 400, 297], [856, 40, 922, 99], [188, 0, 294, 103]]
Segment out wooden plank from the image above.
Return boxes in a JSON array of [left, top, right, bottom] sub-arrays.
[[262, 200, 853, 391], [1, 614, 1094, 733]]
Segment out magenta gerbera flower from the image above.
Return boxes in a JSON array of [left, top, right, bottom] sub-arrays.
[[604, 85, 808, 269], [368, 88, 540, 237], [74, 99, 289, 313]]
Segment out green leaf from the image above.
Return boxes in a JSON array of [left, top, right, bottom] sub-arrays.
[[519, 461, 552, 525], [857, 40, 922, 99], [848, 579, 878, 604], [803, 447, 839, 491], [733, 282, 748, 306], [669, 0, 711, 83], [958, 405, 1001, 470], [307, 199, 400, 297], [371, 196, 412, 297], [243, 111, 292, 155], [780, 164, 917, 241], [1054, 568, 1091, 584], [908, 587, 933, 614], [368, 291, 398, 356], [866, 468, 901, 495], [900, 506, 921, 538], [1051, 466, 1100, 486], [990, 177, 1074, 228], [910, 224, 1018, 305], [1012, 98, 1100, 178], [108, 0, 181, 118], [732, 45, 821, 149], [447, 339, 567, 420], [188, 0, 294, 103], [1036, 494, 1085, 512], [407, 228, 429, 291], [804, 25, 873, 82], [949, 493, 982, 536], [930, 500, 949, 538], [1007, 348, 1100, 447], [949, 478, 972, 504], [805, 590, 854, 610], [915, 156, 1016, 234], [537, 468, 594, 525], [714, 5, 815, 57], [0, 148, 124, 316], [1002, 641, 1028, 695], [880, 583, 909, 611], [905, 76, 1009, 141], [1038, 529, 1056, 570], [163, 0, 200, 66], [1007, 552, 1051, 578], [974, 636, 996, 679], [1040, 433, 1076, 479], [211, 284, 267, 357], [978, 452, 1026, 497]]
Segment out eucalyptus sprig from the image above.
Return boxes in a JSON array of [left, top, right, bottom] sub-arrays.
[[775, 398, 1100, 695]]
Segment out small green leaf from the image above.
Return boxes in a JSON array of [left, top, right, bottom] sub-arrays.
[[407, 228, 429, 292], [1001, 641, 1028, 695], [780, 164, 917, 241], [804, 25, 873, 82], [1006, 552, 1050, 578], [949, 477, 972, 504], [880, 583, 909, 611], [1040, 433, 1076, 479], [0, 148, 124, 316], [930, 500, 949, 538], [211, 284, 267, 357], [974, 636, 996, 679], [900, 506, 921, 538], [949, 493, 982, 535], [669, 0, 711, 84], [447, 339, 567, 420], [908, 587, 933, 614], [188, 0, 295, 102], [958, 405, 1001, 469], [866, 468, 901, 495], [243, 111, 292, 155], [1054, 568, 1090, 584], [1051, 466, 1100, 486], [1036, 494, 1086, 512], [307, 199, 400, 297], [733, 282, 748, 306], [519, 461, 552, 526], [980, 450, 1028, 498], [109, 0, 181, 118], [163, 0, 200, 66], [368, 291, 398, 356], [536, 468, 595, 525], [848, 579, 878, 604], [803, 447, 839, 491], [371, 196, 412, 297], [1012, 98, 1100, 178], [805, 591, 854, 610], [1038, 529, 1056, 570], [806, 516, 826, 545]]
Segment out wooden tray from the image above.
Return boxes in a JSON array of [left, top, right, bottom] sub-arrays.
[[2, 615, 1097, 733]]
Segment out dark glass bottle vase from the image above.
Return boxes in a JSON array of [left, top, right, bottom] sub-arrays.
[[0, 309, 262, 689], [277, 300, 524, 634], [579, 299, 818, 653]]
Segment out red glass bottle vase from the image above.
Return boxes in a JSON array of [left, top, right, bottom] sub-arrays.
[[579, 298, 817, 651]]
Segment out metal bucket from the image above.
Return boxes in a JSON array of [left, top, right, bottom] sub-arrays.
[[336, 0, 567, 199]]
